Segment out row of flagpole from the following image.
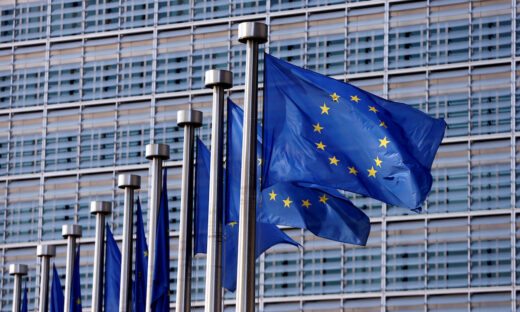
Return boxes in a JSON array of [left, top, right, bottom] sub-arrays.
[[7, 21, 266, 312]]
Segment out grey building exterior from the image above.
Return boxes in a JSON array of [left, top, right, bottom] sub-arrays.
[[0, 0, 518, 310]]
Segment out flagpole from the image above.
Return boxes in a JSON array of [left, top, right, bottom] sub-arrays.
[[62, 224, 82, 312], [37, 245, 56, 312], [175, 109, 202, 312], [90, 201, 112, 312], [236, 22, 267, 312], [204, 69, 232, 312], [144, 144, 170, 312], [9, 264, 27, 312], [118, 174, 141, 312]]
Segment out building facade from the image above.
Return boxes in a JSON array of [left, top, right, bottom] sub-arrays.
[[0, 0, 518, 310]]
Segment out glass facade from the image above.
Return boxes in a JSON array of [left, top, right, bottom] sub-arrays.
[[0, 0, 518, 310]]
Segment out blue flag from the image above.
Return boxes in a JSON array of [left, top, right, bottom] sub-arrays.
[[194, 138, 298, 291], [70, 246, 82, 312], [50, 264, 64, 312], [21, 284, 27, 312], [229, 100, 370, 245], [151, 169, 170, 312], [134, 198, 148, 312], [104, 225, 121, 312], [262, 54, 446, 210]]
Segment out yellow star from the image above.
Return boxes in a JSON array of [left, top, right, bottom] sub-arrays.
[[315, 141, 326, 151], [374, 156, 382, 167], [301, 199, 312, 208], [313, 123, 324, 133], [369, 106, 378, 113], [330, 93, 340, 102], [320, 103, 330, 114], [144, 251, 148, 257], [228, 221, 237, 227], [268, 190, 277, 201], [319, 194, 329, 204], [283, 197, 292, 207], [258, 158, 262, 165], [348, 166, 358, 175], [76, 298, 81, 305], [367, 166, 377, 178], [350, 95, 360, 103], [379, 120, 387, 128], [379, 136, 390, 148], [329, 156, 339, 166]]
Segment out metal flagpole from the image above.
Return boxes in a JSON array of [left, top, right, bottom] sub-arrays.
[[204, 69, 232, 312], [144, 143, 170, 312], [62, 224, 82, 312], [175, 109, 203, 312], [118, 174, 141, 312], [236, 22, 267, 312], [90, 201, 112, 312], [37, 244, 56, 312], [9, 264, 27, 312]]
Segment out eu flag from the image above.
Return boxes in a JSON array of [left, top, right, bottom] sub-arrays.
[[50, 264, 64, 312], [21, 284, 27, 312], [70, 246, 82, 312], [263, 54, 446, 210], [134, 198, 148, 312], [229, 100, 370, 245], [194, 138, 298, 292], [151, 169, 170, 312], [104, 225, 121, 312]]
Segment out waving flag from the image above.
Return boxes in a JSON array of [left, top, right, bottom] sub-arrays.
[[50, 264, 64, 312], [104, 225, 121, 312]]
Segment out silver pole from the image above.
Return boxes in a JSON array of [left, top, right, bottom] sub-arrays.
[[203, 69, 233, 312], [9, 264, 28, 312], [37, 245, 56, 312], [236, 22, 267, 312], [144, 144, 170, 312], [62, 224, 82, 312], [175, 109, 203, 312], [90, 201, 112, 312], [118, 174, 141, 312]]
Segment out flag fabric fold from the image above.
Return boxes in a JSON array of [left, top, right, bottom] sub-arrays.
[[50, 264, 64, 312], [21, 284, 27, 312], [70, 246, 82, 312], [151, 169, 170, 312], [229, 99, 370, 245], [134, 198, 148, 312], [262, 53, 446, 210], [194, 136, 299, 292], [104, 225, 121, 312]]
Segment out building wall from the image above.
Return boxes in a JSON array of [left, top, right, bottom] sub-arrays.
[[0, 0, 518, 311]]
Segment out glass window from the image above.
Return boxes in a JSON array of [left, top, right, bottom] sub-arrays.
[[344, 298, 380, 312], [303, 233, 342, 295], [270, 0, 305, 12], [386, 296, 424, 311], [43, 175, 78, 240], [157, 28, 191, 93], [470, 292, 511, 311], [347, 5, 385, 74], [0, 4, 14, 43], [270, 15, 306, 68], [471, 0, 511, 61], [9, 111, 43, 175], [46, 108, 79, 172], [5, 179, 40, 243], [386, 220, 425, 291], [51, 0, 83, 37], [85, 0, 119, 33], [344, 223, 381, 293], [427, 294, 468, 312], [78, 172, 115, 238], [14, 1, 47, 41], [192, 24, 229, 89], [12, 45, 45, 108], [0, 48, 12, 109], [119, 33, 153, 97], [388, 73, 427, 111], [231, 0, 265, 16], [48, 41, 82, 104], [427, 218, 468, 289], [193, 0, 228, 21], [121, 0, 154, 29], [0, 114, 8, 175], [80, 104, 116, 169], [158, 0, 190, 25], [470, 214, 511, 287], [116, 101, 151, 166]]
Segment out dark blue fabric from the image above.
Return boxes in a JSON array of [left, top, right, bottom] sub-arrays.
[[104, 225, 121, 312], [151, 169, 170, 312], [134, 198, 148, 312], [194, 138, 210, 255], [70, 246, 82, 312], [262, 54, 446, 210], [50, 264, 64, 312], [21, 284, 27, 312]]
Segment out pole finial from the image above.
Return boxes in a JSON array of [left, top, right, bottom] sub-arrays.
[[238, 22, 268, 44]]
